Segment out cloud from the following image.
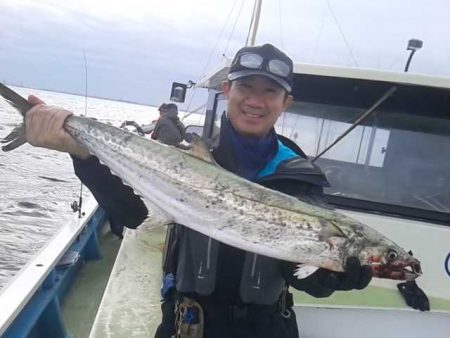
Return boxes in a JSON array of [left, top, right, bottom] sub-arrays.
[[1, 0, 449, 108]]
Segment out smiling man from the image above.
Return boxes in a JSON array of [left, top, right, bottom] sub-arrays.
[[22, 43, 372, 338], [155, 44, 372, 338], [224, 45, 292, 135]]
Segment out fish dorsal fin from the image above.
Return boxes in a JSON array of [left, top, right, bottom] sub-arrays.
[[189, 134, 216, 164], [318, 221, 347, 241]]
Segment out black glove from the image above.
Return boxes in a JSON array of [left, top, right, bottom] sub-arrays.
[[287, 257, 372, 298], [314, 257, 372, 291], [397, 280, 430, 311]]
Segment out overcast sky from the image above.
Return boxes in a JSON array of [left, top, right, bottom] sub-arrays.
[[1, 0, 449, 110]]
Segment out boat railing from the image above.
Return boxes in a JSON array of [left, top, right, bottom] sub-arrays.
[[0, 197, 106, 337]]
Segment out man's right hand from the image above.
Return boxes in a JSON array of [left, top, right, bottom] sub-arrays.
[[25, 95, 90, 160], [284, 257, 372, 298]]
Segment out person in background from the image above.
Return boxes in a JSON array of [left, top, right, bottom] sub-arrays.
[[141, 103, 165, 138], [158, 102, 168, 116], [21, 43, 372, 338], [119, 103, 168, 136], [151, 103, 186, 146]]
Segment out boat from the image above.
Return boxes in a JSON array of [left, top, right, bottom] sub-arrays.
[[1, 1, 450, 337]]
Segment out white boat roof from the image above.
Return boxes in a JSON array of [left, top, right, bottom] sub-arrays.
[[196, 57, 450, 91]]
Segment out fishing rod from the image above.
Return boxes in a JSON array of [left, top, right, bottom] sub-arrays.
[[71, 50, 88, 218], [311, 86, 397, 164]]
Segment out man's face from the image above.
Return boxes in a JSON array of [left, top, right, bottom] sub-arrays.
[[222, 76, 292, 137]]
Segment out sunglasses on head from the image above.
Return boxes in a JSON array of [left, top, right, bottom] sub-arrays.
[[238, 53, 291, 78]]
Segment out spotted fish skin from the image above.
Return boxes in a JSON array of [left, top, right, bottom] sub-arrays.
[[0, 82, 421, 280]]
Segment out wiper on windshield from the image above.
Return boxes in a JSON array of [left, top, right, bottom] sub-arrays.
[[311, 86, 397, 163]]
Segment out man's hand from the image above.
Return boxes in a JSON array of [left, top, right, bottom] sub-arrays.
[[25, 95, 90, 160], [314, 257, 372, 291], [285, 257, 372, 298]]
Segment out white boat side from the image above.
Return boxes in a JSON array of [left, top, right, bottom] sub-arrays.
[[295, 305, 450, 338], [341, 210, 450, 300]]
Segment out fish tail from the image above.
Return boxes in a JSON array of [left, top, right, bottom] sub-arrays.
[[0, 82, 32, 151]]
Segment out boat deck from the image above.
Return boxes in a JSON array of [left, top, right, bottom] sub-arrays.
[[89, 224, 165, 337], [62, 222, 450, 337], [61, 226, 122, 338]]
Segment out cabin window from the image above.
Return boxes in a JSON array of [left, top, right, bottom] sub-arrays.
[[279, 99, 450, 215], [278, 106, 390, 168]]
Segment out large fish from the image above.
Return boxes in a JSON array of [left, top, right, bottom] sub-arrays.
[[0, 82, 421, 281]]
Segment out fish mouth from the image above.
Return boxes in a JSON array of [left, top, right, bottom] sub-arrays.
[[371, 261, 422, 281]]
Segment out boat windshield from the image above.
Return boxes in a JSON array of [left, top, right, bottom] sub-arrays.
[[278, 88, 450, 216]]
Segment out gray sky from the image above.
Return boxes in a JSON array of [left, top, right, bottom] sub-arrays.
[[1, 0, 449, 109]]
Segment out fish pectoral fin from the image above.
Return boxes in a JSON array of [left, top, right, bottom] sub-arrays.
[[318, 221, 347, 241], [293, 264, 319, 279], [1, 123, 27, 151], [188, 134, 217, 164]]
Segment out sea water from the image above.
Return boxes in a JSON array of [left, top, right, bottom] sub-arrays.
[[0, 85, 204, 289]]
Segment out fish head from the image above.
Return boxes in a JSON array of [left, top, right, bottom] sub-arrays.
[[358, 245, 422, 281]]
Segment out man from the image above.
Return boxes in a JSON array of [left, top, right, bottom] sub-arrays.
[[159, 102, 168, 116], [23, 43, 371, 338], [151, 103, 186, 146], [148, 103, 167, 138]]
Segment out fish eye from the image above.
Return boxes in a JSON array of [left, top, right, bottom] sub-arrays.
[[387, 249, 398, 261]]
